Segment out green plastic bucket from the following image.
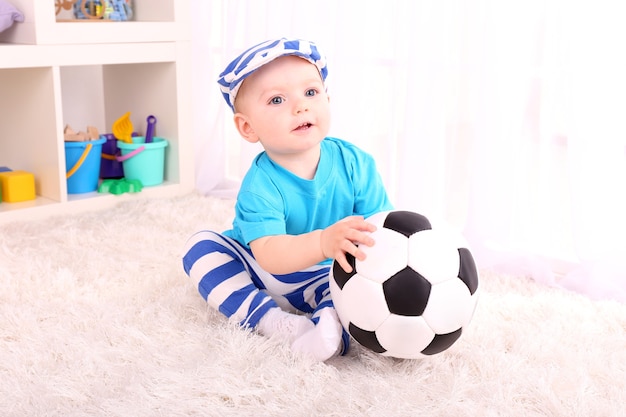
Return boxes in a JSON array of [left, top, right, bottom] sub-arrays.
[[65, 137, 106, 194], [117, 137, 168, 186]]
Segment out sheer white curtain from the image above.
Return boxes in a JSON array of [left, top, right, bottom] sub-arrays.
[[191, 0, 626, 302]]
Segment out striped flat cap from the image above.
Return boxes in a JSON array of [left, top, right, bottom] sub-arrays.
[[217, 38, 328, 112]]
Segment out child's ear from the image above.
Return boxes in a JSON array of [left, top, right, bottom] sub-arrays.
[[233, 113, 259, 143]]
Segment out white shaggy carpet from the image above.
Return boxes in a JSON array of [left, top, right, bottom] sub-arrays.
[[1, 193, 625, 417]]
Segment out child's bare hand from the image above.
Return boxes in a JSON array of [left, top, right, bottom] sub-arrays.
[[320, 216, 377, 273]]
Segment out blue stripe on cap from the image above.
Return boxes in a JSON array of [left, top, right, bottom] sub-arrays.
[[217, 38, 328, 112]]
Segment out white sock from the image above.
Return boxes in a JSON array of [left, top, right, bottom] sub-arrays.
[[257, 307, 314, 343], [291, 308, 343, 362]]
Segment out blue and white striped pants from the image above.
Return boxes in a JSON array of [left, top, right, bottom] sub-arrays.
[[182, 230, 350, 352]]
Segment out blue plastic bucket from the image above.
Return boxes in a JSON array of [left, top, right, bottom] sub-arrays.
[[65, 137, 106, 194], [117, 137, 168, 186]]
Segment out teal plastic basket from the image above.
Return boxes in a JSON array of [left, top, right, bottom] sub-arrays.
[[117, 136, 168, 186]]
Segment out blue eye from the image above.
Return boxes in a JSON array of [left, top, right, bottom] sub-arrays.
[[305, 89, 317, 97], [270, 96, 283, 105]]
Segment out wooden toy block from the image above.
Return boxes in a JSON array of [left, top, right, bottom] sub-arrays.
[[0, 170, 36, 203]]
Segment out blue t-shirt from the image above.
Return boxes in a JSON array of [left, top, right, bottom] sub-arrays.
[[224, 137, 393, 259]]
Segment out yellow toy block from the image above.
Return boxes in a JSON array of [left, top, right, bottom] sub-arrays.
[[0, 170, 36, 203]]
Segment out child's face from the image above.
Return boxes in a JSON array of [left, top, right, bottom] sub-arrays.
[[233, 56, 331, 162]]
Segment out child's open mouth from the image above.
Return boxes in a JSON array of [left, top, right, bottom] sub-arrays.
[[294, 122, 313, 131]]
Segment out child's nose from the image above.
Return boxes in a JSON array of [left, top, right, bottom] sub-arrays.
[[294, 100, 309, 114]]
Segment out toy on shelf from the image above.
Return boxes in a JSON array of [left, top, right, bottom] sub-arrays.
[[64, 125, 106, 194], [63, 124, 100, 142], [112, 112, 134, 144], [56, 1, 134, 21], [0, 168, 36, 203], [109, 112, 168, 187], [100, 133, 126, 179], [144, 115, 157, 143], [117, 137, 168, 187], [55, 0, 76, 16], [0, 0, 24, 33], [98, 178, 143, 195]]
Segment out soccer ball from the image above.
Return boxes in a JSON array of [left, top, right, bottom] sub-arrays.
[[329, 210, 479, 359]]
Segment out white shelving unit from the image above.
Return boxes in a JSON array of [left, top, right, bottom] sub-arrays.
[[0, 0, 194, 224]]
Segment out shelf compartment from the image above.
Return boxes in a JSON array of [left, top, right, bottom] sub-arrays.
[[60, 61, 181, 187], [0, 0, 190, 45], [0, 66, 65, 204]]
